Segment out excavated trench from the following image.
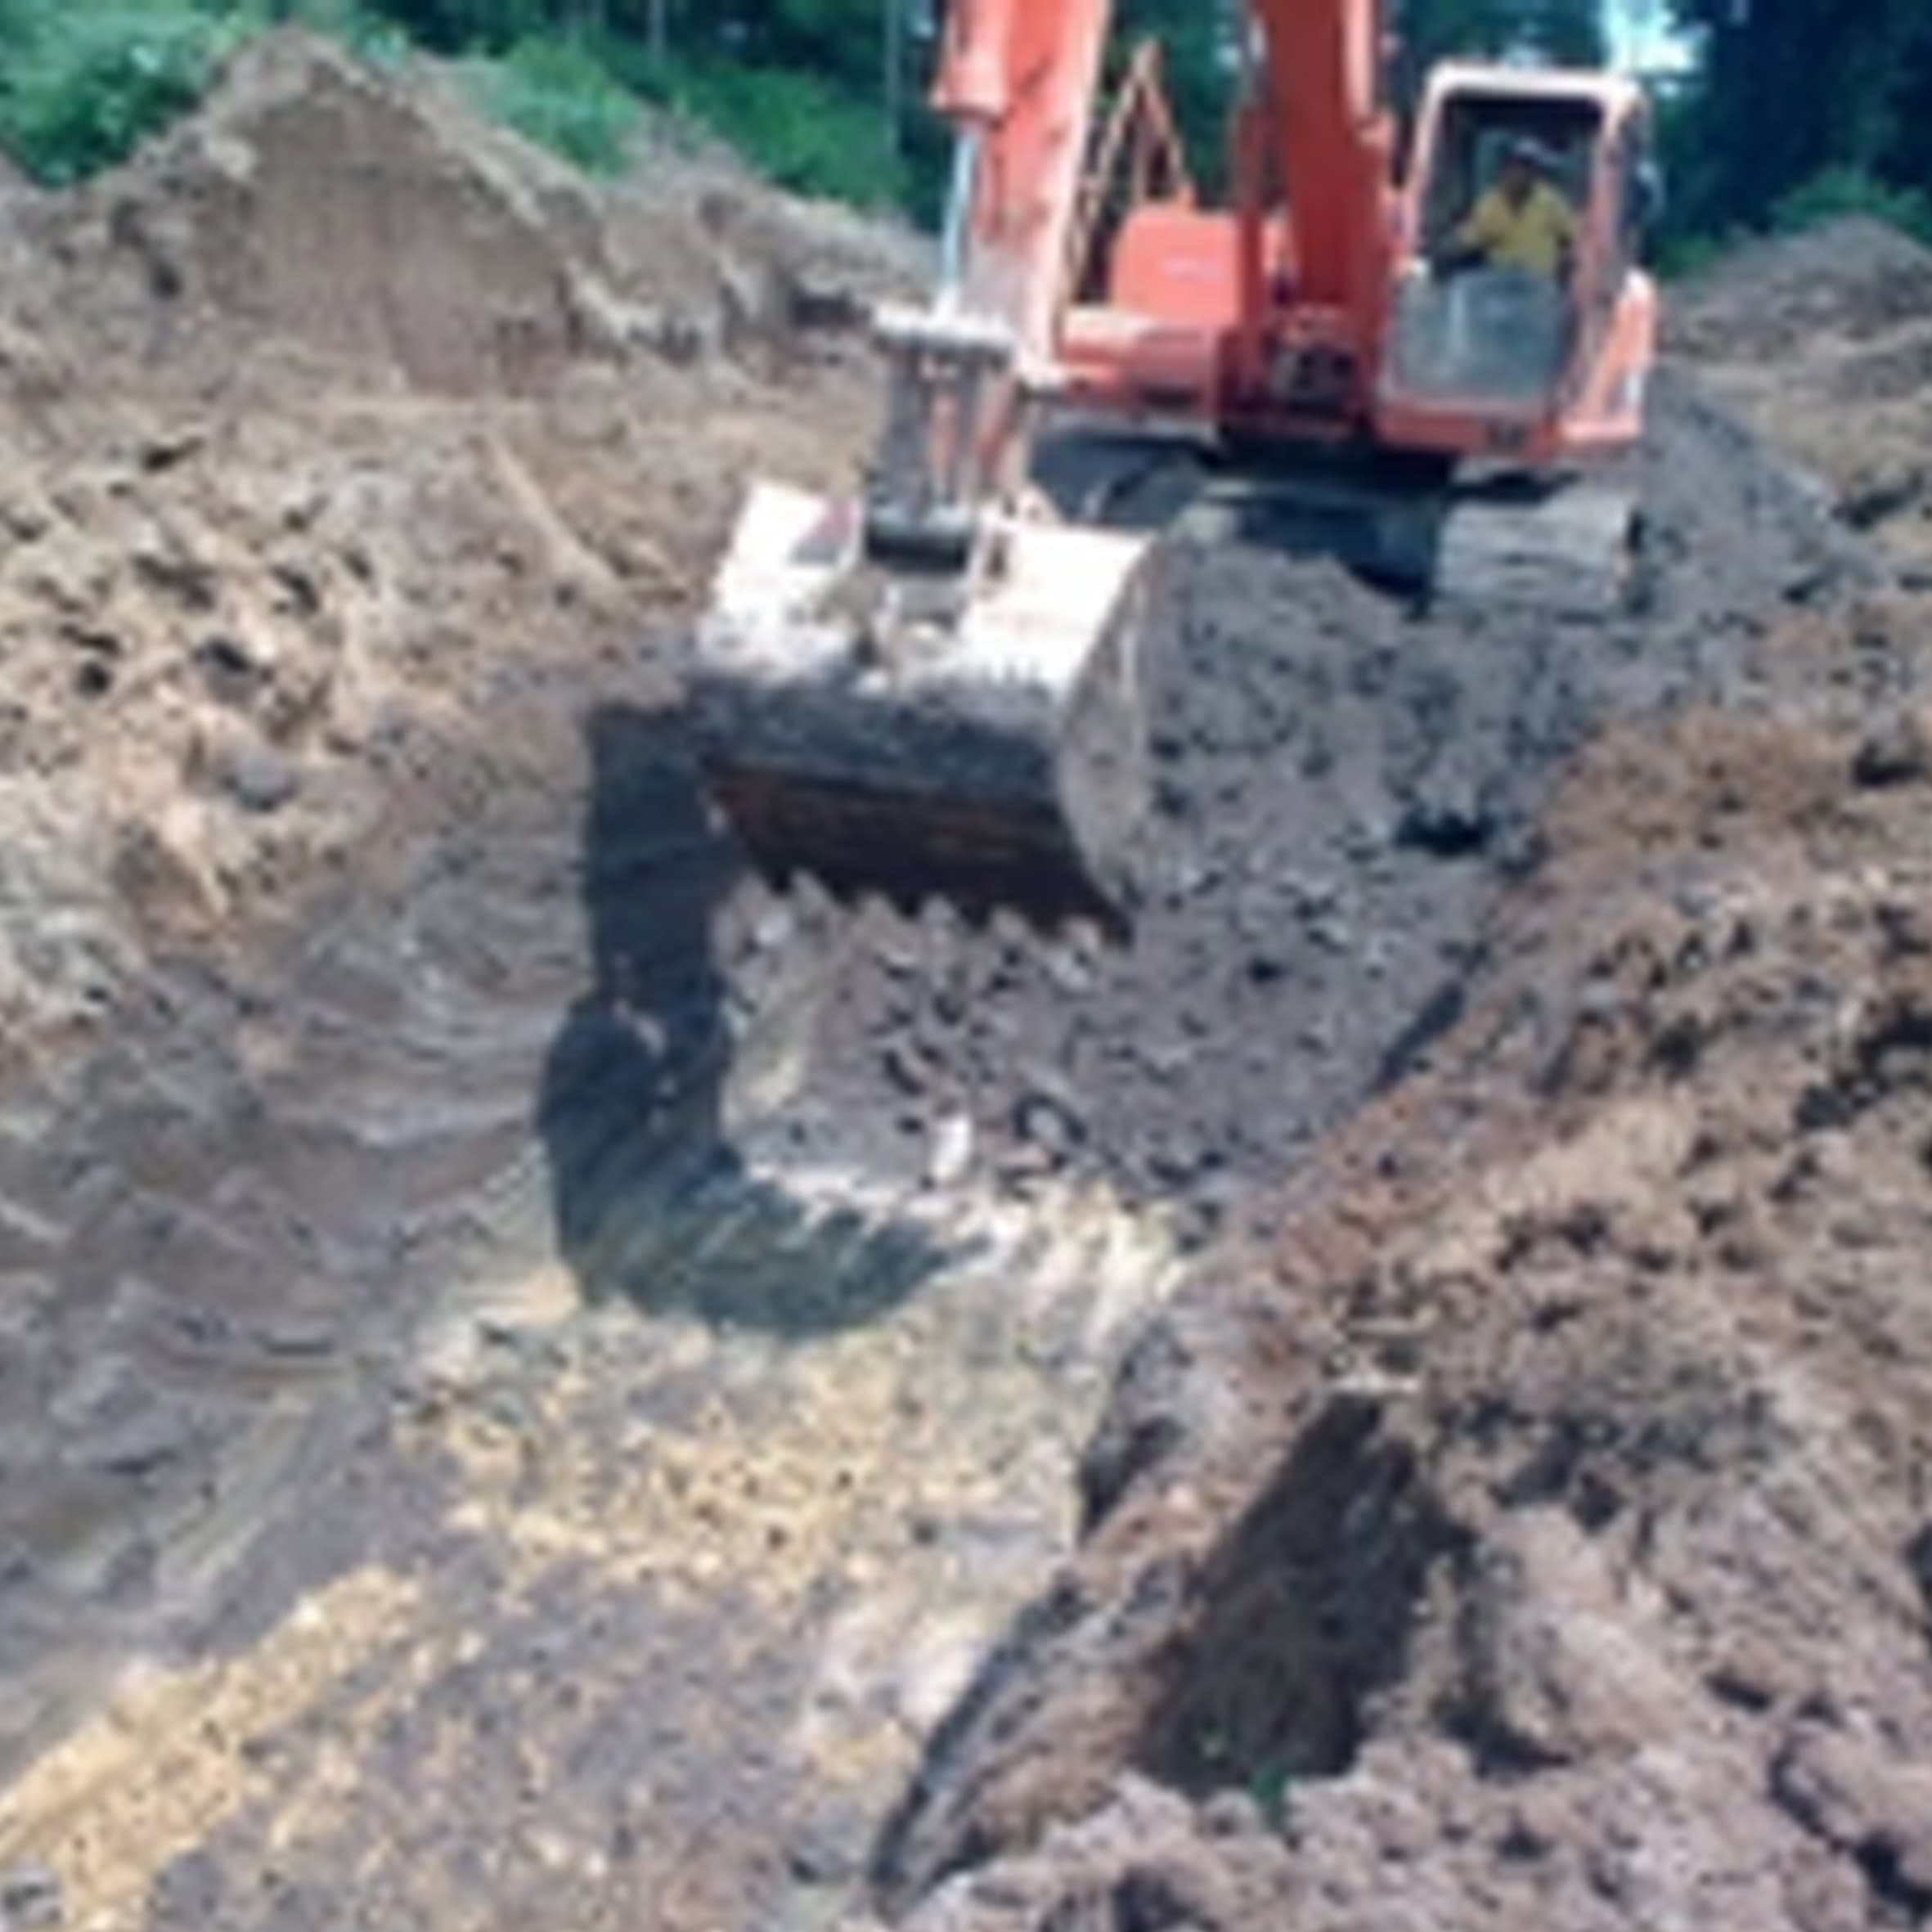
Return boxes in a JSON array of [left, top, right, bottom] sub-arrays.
[[713, 372, 1859, 1215], [0, 366, 1870, 1926]]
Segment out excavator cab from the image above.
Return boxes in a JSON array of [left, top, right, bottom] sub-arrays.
[[1382, 67, 1658, 461], [1359, 67, 1658, 611]]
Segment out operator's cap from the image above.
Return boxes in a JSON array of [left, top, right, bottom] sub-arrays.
[[1506, 135, 1555, 172]]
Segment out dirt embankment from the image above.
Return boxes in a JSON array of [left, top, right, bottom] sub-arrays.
[[862, 243, 1932, 1932], [876, 678, 1932, 1932], [3, 32, 1932, 1932], [0, 26, 907, 1061], [1672, 216, 1932, 578]]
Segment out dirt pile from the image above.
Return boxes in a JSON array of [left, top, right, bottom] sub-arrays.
[[0, 28, 904, 1056], [14, 33, 914, 396], [706, 372, 1862, 1237], [1673, 217, 1932, 574], [873, 630, 1932, 1932]]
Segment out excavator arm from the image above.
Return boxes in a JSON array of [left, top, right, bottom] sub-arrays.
[[865, 0, 1117, 559], [691, 0, 1154, 923], [891, 0, 1400, 502], [1249, 0, 1391, 313], [1234, 0, 1395, 415], [930, 0, 1112, 363]]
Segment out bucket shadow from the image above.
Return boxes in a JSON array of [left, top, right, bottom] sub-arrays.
[[537, 703, 947, 1335]]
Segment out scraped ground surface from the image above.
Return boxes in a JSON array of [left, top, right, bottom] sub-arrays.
[[0, 38, 1928, 1932]]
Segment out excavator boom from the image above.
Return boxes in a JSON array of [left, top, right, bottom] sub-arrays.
[[694, 0, 1152, 923]]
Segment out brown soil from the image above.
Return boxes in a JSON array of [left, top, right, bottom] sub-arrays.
[[1672, 217, 1932, 577], [0, 27, 901, 1057], [3, 36, 1932, 1932], [875, 660, 1932, 1929]]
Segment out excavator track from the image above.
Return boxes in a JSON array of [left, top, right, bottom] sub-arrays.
[[1429, 476, 1638, 617], [1179, 461, 1638, 619]]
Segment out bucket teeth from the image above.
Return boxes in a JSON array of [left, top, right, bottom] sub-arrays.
[[694, 481, 1152, 926]]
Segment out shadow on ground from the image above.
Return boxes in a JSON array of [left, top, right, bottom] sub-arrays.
[[866, 1395, 1456, 1912], [538, 703, 949, 1334]]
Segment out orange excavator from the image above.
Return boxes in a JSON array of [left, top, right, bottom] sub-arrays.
[[695, 0, 1660, 921]]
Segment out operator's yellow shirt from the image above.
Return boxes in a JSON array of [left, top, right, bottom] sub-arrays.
[[1458, 182, 1576, 276]]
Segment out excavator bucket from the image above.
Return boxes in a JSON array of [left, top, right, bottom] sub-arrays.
[[692, 480, 1153, 926]]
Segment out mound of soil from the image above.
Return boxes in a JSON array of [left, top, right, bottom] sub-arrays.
[[1668, 217, 1932, 366], [0, 28, 904, 1054], [876, 658, 1932, 1932], [1674, 218, 1932, 575], [707, 371, 1863, 1238], [12, 30, 918, 396]]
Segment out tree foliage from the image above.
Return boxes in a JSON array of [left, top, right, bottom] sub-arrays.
[[1662, 0, 1932, 238], [0, 0, 254, 183], [473, 33, 637, 173], [1395, 0, 1604, 80], [3, 0, 1932, 264]]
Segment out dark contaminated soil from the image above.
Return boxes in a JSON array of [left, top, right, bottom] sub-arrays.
[[712, 371, 1864, 1235]]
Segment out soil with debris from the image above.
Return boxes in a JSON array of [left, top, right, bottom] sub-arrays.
[[712, 371, 1862, 1235], [2, 30, 1931, 1932], [0, 25, 908, 1056], [878, 657, 1932, 1932]]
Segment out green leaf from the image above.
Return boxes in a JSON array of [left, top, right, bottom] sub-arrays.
[[469, 35, 640, 173]]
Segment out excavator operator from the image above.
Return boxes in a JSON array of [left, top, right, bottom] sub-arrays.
[[1449, 137, 1576, 278]]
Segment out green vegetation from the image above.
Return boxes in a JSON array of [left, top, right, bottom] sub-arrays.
[[0, 0, 939, 205], [1662, 0, 1932, 249], [1395, 0, 1606, 88], [467, 34, 638, 173], [650, 59, 912, 206], [1, 0, 1930, 276], [1247, 1755, 1296, 1831], [1772, 166, 1932, 251], [0, 0, 247, 184]]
